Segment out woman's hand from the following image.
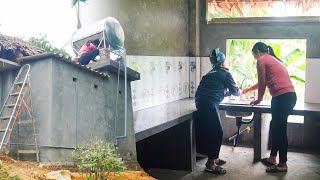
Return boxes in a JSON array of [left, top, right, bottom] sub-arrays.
[[242, 88, 250, 94], [250, 99, 262, 106]]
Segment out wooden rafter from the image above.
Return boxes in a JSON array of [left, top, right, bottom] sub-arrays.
[[234, 4, 244, 16], [250, 0, 255, 7], [212, 0, 219, 10], [225, 0, 232, 10], [208, 0, 320, 13]]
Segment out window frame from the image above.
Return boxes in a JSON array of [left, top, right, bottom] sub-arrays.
[[206, 0, 320, 24]]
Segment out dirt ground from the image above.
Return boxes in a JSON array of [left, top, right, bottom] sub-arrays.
[[0, 154, 156, 180]]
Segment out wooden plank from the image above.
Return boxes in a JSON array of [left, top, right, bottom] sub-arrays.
[[17, 150, 39, 154]]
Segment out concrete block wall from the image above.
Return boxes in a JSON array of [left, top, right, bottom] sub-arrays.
[[0, 57, 137, 163]]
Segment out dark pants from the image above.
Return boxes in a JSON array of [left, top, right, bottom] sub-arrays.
[[78, 49, 99, 65], [195, 96, 223, 159], [270, 92, 297, 163]]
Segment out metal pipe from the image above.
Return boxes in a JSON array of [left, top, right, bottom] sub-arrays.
[[113, 57, 121, 145], [110, 48, 127, 143], [117, 48, 127, 139], [10, 143, 76, 149], [240, 77, 256, 98], [71, 31, 79, 55]]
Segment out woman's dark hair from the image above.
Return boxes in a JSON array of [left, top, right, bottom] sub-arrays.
[[209, 49, 218, 65], [252, 42, 281, 61], [86, 39, 100, 47], [92, 39, 100, 47]]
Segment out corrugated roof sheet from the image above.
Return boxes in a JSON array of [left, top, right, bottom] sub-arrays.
[[18, 52, 110, 78]]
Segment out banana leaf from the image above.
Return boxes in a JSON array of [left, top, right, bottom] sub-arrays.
[[290, 75, 305, 83]]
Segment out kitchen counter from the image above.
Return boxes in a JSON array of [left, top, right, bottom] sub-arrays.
[[220, 100, 320, 116], [134, 97, 320, 168], [220, 100, 320, 161]]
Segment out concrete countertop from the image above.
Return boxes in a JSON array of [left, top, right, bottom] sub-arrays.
[[133, 97, 320, 141], [134, 98, 196, 141], [220, 101, 320, 116]]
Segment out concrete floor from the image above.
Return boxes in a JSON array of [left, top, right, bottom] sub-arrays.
[[147, 145, 320, 180]]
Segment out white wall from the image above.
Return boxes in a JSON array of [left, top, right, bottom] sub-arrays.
[[126, 56, 216, 111], [128, 56, 197, 111], [305, 58, 320, 103]]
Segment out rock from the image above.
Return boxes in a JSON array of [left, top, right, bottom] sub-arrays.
[[57, 173, 71, 180], [44, 170, 71, 180], [9, 172, 17, 177]]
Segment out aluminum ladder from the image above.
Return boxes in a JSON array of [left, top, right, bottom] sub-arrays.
[[0, 64, 39, 162]]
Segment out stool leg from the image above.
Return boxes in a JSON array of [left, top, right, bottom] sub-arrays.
[[234, 117, 243, 147]]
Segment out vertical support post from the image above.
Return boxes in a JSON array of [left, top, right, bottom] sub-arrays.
[[253, 112, 262, 162], [190, 118, 196, 172]]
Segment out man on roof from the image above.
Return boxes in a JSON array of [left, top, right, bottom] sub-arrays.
[[76, 39, 100, 65]]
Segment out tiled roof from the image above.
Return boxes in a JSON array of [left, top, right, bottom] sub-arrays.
[[0, 34, 45, 61], [17, 52, 110, 78]]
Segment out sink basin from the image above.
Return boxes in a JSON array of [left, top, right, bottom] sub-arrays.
[[221, 98, 252, 105], [225, 110, 252, 117], [222, 98, 253, 117]]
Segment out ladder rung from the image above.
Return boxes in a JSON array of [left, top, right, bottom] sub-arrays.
[[17, 150, 39, 154], [0, 116, 13, 120], [15, 81, 28, 86], [18, 120, 33, 124], [9, 92, 23, 96], [5, 104, 19, 108], [0, 129, 7, 132]]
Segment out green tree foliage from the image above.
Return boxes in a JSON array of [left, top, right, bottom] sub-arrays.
[[26, 34, 71, 59], [227, 39, 306, 102]]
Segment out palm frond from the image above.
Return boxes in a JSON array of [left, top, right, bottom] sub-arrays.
[[71, 0, 87, 7], [71, 0, 78, 7]]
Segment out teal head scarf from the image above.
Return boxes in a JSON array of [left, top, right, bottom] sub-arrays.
[[209, 48, 225, 68]]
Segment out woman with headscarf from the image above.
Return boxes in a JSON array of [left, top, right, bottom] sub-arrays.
[[195, 48, 240, 174], [242, 42, 296, 173]]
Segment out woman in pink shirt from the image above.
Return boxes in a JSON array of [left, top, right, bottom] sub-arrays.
[[242, 42, 296, 173], [77, 39, 100, 65]]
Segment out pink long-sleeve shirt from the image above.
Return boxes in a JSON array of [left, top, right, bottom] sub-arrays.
[[78, 43, 97, 57], [254, 53, 295, 100]]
